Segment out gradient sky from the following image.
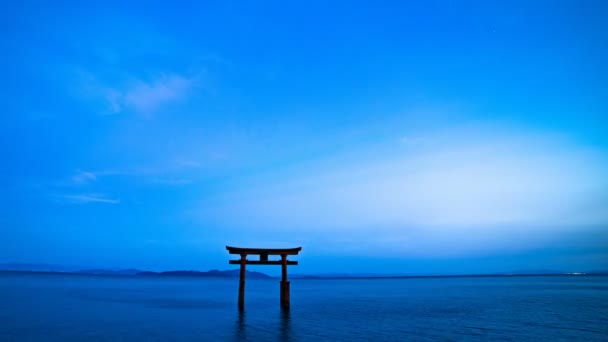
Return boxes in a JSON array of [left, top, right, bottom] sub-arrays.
[[2, 1, 608, 275]]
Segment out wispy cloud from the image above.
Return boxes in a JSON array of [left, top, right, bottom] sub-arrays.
[[76, 71, 196, 117], [78, 159, 202, 182], [71, 170, 97, 184], [398, 135, 431, 146], [121, 74, 194, 116], [61, 193, 120, 204], [174, 159, 202, 168], [58, 159, 200, 191], [148, 178, 194, 186], [192, 125, 608, 256]]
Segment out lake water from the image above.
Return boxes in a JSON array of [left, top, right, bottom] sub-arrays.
[[0, 273, 606, 341]]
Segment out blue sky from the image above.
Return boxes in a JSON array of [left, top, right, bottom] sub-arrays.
[[2, 1, 607, 274]]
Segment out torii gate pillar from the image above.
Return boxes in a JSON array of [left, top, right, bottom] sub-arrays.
[[238, 253, 246, 310], [280, 254, 290, 308], [227, 246, 302, 310]]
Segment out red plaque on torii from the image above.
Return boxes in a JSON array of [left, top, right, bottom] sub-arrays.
[[226, 246, 302, 310]]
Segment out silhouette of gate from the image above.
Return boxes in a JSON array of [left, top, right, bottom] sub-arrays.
[[226, 246, 302, 310]]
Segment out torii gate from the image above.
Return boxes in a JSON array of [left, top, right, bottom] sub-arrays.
[[226, 246, 302, 310]]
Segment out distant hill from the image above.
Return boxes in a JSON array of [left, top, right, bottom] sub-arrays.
[[0, 263, 82, 273], [76, 269, 144, 276], [138, 269, 272, 279], [0, 264, 273, 279], [1, 263, 606, 279]]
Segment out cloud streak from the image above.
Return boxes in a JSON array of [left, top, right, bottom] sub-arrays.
[[121, 74, 194, 116], [61, 194, 120, 204], [72, 158, 203, 185], [71, 170, 97, 184], [76, 71, 196, 117], [192, 125, 608, 256]]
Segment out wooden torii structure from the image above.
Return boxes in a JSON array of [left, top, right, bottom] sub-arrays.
[[226, 246, 302, 310]]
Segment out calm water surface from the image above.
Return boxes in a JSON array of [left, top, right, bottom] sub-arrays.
[[0, 273, 606, 341]]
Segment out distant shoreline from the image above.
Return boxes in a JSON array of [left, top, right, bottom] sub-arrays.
[[1, 269, 606, 280], [289, 273, 608, 280]]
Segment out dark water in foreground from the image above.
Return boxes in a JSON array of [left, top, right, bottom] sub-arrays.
[[0, 273, 606, 341]]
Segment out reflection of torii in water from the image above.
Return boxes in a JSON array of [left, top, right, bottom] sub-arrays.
[[226, 246, 302, 310]]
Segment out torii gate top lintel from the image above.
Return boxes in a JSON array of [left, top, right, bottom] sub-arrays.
[[226, 246, 302, 255]]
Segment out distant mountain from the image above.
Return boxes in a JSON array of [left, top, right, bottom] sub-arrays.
[[76, 269, 144, 276], [0, 263, 81, 273], [0, 264, 273, 279], [0, 265, 146, 276], [139, 269, 272, 279], [2, 263, 605, 279]]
